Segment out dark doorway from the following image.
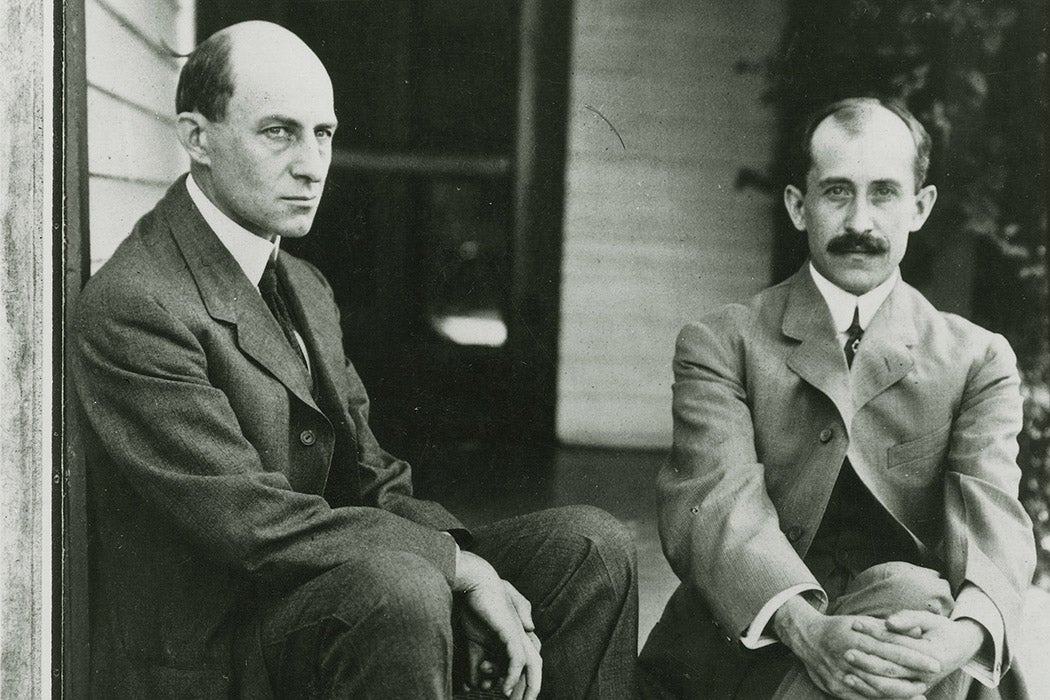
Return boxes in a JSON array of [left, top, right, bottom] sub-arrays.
[[197, 1, 574, 475]]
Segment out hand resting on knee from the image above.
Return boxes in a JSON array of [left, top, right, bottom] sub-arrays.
[[453, 549, 544, 699], [772, 594, 982, 699]]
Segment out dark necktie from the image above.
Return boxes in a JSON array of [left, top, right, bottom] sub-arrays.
[[844, 306, 863, 368], [259, 258, 309, 369]]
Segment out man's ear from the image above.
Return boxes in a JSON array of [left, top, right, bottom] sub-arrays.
[[783, 185, 807, 232], [910, 184, 937, 232], [176, 112, 211, 166]]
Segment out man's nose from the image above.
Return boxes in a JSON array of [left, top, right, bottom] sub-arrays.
[[290, 134, 329, 182], [844, 197, 874, 234]]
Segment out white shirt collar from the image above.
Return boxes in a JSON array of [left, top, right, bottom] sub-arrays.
[[808, 262, 899, 334], [186, 173, 279, 288]]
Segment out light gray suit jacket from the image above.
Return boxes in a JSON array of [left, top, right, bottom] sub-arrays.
[[651, 266, 1035, 688]]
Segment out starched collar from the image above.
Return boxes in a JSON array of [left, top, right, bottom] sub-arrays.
[[808, 262, 899, 334], [186, 173, 279, 289]]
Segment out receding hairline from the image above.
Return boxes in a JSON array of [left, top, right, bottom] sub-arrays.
[[793, 97, 932, 191], [222, 22, 328, 80], [176, 21, 330, 122], [214, 20, 312, 50], [819, 100, 911, 141]]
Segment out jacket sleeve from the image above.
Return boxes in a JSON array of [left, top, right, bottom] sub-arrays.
[[657, 314, 821, 638], [72, 284, 459, 594], [942, 333, 1035, 676], [342, 360, 468, 535], [300, 260, 468, 538]]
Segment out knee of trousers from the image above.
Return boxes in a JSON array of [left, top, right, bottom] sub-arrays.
[[832, 561, 953, 618], [324, 551, 454, 635], [548, 505, 637, 584]]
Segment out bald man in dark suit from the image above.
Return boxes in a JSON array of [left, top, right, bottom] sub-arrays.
[[72, 21, 637, 699]]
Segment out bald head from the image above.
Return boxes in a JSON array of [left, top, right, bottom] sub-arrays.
[[176, 21, 331, 123], [174, 21, 337, 241]]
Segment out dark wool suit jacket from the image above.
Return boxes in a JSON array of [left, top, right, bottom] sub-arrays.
[[72, 176, 464, 698], [647, 267, 1035, 696]]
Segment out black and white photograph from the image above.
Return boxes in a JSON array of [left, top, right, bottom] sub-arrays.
[[1, 0, 1047, 697]]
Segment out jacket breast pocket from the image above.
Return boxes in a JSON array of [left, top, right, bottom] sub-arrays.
[[886, 420, 951, 485]]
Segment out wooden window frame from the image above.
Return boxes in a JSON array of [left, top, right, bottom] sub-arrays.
[[56, 0, 91, 695]]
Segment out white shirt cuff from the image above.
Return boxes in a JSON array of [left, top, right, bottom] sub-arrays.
[[951, 584, 1005, 687], [740, 583, 827, 649]]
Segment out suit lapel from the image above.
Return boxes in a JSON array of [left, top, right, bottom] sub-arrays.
[[162, 178, 319, 411], [782, 268, 855, 428], [278, 259, 357, 440], [850, 283, 916, 412], [782, 266, 918, 428]]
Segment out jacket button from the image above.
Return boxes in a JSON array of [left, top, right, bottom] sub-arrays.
[[299, 429, 316, 446], [786, 526, 803, 542], [819, 428, 833, 443]]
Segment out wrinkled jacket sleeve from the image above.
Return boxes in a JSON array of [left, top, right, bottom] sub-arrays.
[[657, 312, 820, 638], [301, 261, 468, 538], [340, 362, 467, 534], [942, 333, 1034, 675]]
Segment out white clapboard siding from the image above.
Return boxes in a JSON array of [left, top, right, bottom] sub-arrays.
[[97, 0, 182, 49], [88, 177, 171, 264], [557, 0, 785, 448], [87, 87, 184, 182], [86, 1, 182, 117], [86, 0, 194, 272]]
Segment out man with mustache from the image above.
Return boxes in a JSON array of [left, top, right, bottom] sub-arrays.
[[640, 98, 1034, 699], [70, 21, 638, 699]]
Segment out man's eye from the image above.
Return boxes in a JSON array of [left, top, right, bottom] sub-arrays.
[[263, 126, 291, 139], [873, 186, 898, 199], [825, 186, 849, 199], [315, 128, 333, 140]]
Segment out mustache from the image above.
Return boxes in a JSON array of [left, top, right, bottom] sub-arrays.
[[826, 232, 889, 255]]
